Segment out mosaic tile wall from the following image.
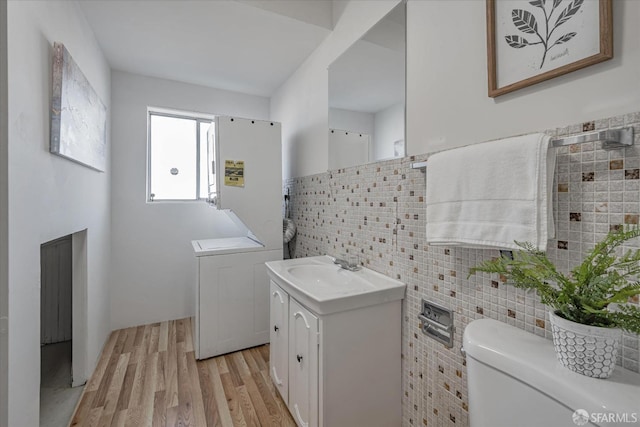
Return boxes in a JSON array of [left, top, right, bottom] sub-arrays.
[[284, 111, 640, 427]]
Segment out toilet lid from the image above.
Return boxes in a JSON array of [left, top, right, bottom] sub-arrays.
[[463, 319, 640, 417]]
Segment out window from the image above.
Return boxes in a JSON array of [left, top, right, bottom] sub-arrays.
[[147, 110, 214, 201]]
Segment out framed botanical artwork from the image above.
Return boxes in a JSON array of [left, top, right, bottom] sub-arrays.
[[487, 0, 612, 97]]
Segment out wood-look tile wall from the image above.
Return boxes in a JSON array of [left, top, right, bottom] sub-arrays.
[[284, 111, 640, 427]]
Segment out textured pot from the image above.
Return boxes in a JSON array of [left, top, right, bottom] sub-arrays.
[[548, 310, 621, 379]]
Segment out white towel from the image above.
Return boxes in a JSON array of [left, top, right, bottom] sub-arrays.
[[426, 133, 556, 251]]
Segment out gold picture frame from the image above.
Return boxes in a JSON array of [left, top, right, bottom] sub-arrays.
[[487, 0, 612, 98]]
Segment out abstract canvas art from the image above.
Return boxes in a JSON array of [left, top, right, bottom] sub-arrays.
[[51, 42, 106, 171]]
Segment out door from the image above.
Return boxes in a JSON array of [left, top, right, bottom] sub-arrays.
[[289, 299, 318, 427], [270, 282, 289, 402], [40, 235, 72, 345]]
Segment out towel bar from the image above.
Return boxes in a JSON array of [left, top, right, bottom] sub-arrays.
[[410, 126, 635, 170], [551, 127, 634, 149], [411, 161, 428, 169]]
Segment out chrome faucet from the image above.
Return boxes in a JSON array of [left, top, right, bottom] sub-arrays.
[[333, 254, 361, 271]]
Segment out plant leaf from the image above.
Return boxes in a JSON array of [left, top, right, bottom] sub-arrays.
[[553, 0, 563, 8], [602, 305, 640, 334], [553, 32, 577, 46], [468, 227, 640, 332], [512, 9, 539, 34], [505, 35, 530, 48], [529, 0, 545, 7], [555, 0, 584, 28]]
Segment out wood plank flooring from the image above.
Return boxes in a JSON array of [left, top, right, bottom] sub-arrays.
[[69, 318, 295, 427]]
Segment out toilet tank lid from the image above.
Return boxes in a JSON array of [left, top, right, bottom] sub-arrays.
[[463, 319, 640, 416]]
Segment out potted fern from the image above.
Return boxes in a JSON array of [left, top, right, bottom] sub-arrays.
[[469, 227, 640, 379]]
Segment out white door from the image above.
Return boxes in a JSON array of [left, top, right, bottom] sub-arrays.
[[289, 299, 318, 427], [269, 282, 289, 402]]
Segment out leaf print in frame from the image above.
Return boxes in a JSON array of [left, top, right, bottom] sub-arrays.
[[504, 0, 583, 69], [487, 0, 612, 98]]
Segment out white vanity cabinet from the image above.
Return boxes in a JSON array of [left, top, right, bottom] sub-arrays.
[[269, 282, 289, 401], [288, 298, 319, 427], [269, 279, 402, 427]]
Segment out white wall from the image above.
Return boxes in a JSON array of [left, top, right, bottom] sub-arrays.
[[278, 0, 639, 176], [406, 0, 640, 155], [329, 104, 404, 163], [329, 107, 374, 135], [110, 71, 270, 330], [7, 2, 111, 425], [271, 0, 402, 179], [0, 0, 8, 425], [373, 102, 404, 160]]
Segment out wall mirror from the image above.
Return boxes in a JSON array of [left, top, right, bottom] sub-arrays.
[[328, 2, 405, 170]]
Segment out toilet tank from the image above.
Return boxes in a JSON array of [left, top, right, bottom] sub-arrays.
[[463, 319, 640, 427]]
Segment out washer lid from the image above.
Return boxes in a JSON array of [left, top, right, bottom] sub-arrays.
[[463, 318, 640, 419], [191, 236, 263, 256]]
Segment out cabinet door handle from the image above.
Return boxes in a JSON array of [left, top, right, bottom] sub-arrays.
[[293, 311, 311, 329], [294, 404, 309, 427], [271, 366, 283, 386], [274, 325, 279, 332], [296, 354, 303, 363]]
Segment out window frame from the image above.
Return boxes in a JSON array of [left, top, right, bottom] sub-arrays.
[[146, 108, 215, 203]]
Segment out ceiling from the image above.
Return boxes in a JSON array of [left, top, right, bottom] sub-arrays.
[[77, 0, 334, 97]]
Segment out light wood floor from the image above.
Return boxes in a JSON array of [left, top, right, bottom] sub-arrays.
[[70, 318, 295, 427]]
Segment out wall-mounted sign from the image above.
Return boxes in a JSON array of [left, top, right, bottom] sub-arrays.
[[224, 160, 245, 187]]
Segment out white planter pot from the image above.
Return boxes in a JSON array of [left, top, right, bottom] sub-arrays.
[[548, 310, 621, 379]]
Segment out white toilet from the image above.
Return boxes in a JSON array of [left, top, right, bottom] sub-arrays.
[[463, 319, 640, 427]]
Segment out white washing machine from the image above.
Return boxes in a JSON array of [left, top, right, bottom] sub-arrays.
[[192, 117, 283, 360]]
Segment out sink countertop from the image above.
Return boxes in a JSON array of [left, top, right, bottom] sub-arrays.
[[265, 255, 406, 315]]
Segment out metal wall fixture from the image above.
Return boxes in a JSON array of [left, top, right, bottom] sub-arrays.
[[411, 126, 635, 170], [551, 127, 634, 149], [418, 299, 454, 348]]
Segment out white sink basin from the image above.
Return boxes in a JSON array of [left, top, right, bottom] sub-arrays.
[[266, 256, 405, 315], [287, 265, 374, 293]]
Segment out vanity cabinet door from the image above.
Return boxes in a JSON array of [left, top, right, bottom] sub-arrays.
[[269, 281, 289, 402], [289, 299, 319, 427]]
